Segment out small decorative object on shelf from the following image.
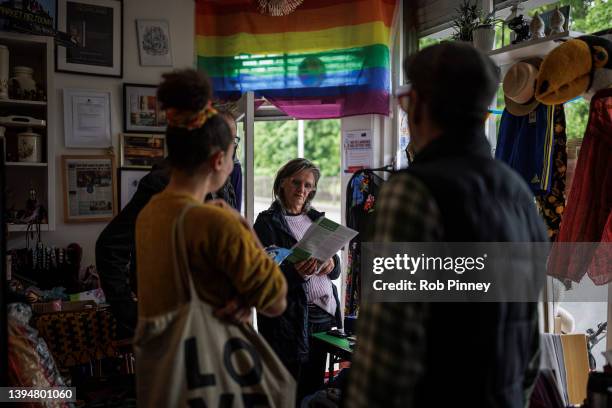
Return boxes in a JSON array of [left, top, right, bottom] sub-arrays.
[[508, 15, 531, 44], [0, 45, 9, 99], [550, 6, 565, 35], [473, 11, 502, 52], [530, 12, 545, 40], [10, 66, 38, 100], [503, 1, 525, 45], [17, 127, 43, 163]]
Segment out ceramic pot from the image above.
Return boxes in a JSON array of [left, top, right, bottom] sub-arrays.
[[11, 66, 36, 95], [473, 26, 496, 51], [17, 127, 42, 163]]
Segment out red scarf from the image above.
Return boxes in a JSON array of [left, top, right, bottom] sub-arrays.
[[548, 88, 612, 285]]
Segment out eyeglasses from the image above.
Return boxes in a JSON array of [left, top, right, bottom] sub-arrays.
[[289, 178, 316, 192], [395, 83, 412, 113]]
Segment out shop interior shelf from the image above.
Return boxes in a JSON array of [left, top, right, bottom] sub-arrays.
[[488, 31, 584, 66], [7, 223, 49, 232], [0, 99, 47, 106], [5, 162, 48, 167]]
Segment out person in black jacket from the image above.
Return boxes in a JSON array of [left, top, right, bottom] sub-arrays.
[[346, 42, 547, 407], [254, 158, 342, 403], [95, 81, 240, 338]]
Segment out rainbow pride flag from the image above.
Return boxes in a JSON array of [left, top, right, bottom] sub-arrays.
[[196, 0, 398, 119]]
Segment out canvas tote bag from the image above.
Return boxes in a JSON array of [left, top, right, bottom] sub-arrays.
[[134, 205, 296, 407]]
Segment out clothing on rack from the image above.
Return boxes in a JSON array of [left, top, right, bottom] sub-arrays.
[[535, 104, 567, 242], [495, 104, 556, 195], [231, 159, 243, 212], [344, 167, 389, 317], [548, 88, 612, 285]]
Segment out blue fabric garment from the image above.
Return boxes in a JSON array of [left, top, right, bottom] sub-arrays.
[[350, 174, 365, 207], [496, 105, 555, 194]]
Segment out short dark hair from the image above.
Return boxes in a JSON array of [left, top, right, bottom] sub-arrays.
[[157, 68, 212, 112], [157, 69, 232, 174], [273, 158, 321, 212], [404, 42, 500, 131]]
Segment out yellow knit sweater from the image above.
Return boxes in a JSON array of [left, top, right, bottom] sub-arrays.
[[135, 190, 284, 318]]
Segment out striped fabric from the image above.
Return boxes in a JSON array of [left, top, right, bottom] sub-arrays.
[[195, 0, 398, 119], [284, 214, 337, 316]]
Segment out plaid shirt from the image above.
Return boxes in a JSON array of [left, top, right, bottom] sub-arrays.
[[346, 172, 443, 408]]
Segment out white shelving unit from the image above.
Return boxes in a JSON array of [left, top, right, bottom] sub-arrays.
[[7, 223, 50, 232], [6, 162, 48, 167], [0, 32, 56, 233], [487, 31, 584, 67], [0, 99, 47, 106]]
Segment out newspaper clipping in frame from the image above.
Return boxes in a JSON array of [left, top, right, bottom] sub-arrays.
[[64, 156, 116, 222]]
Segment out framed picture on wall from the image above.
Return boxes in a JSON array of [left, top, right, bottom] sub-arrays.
[[56, 0, 123, 77], [119, 133, 166, 169], [136, 19, 173, 66], [63, 88, 112, 148], [62, 155, 117, 223], [123, 83, 166, 133], [118, 168, 148, 209]]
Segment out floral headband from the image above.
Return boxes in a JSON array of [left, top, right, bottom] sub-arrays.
[[166, 103, 218, 130]]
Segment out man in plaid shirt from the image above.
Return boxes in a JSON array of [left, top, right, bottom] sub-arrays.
[[346, 42, 546, 408]]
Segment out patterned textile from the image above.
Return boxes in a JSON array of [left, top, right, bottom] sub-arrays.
[[536, 104, 567, 242], [344, 170, 384, 316], [346, 173, 442, 407], [548, 88, 612, 285], [195, 0, 398, 119], [33, 308, 117, 368]]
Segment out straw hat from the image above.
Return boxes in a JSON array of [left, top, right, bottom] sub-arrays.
[[503, 58, 542, 116]]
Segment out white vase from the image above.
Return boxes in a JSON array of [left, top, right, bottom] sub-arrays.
[[17, 127, 42, 163], [0, 45, 9, 99], [11, 66, 36, 99], [473, 26, 496, 52]]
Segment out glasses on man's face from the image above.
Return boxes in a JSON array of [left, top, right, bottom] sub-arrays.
[[395, 83, 412, 113], [290, 178, 315, 192]]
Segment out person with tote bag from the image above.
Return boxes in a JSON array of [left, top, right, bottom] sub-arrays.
[[134, 69, 295, 407]]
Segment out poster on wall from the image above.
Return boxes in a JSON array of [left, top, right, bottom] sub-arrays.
[[63, 88, 112, 148], [56, 0, 122, 77], [0, 0, 57, 36], [136, 19, 172, 66], [118, 168, 147, 209], [119, 133, 166, 168], [62, 155, 116, 222], [123, 83, 166, 133], [343, 129, 373, 173]]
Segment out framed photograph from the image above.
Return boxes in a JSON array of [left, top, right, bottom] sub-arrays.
[[136, 19, 173, 66], [62, 155, 117, 223], [119, 133, 166, 169], [118, 168, 148, 209], [123, 83, 166, 133], [63, 88, 112, 148], [56, 0, 123, 77], [0, 0, 57, 36]]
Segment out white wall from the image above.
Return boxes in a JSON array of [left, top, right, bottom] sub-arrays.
[[8, 0, 195, 266]]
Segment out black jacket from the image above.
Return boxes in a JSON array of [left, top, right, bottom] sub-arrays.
[[405, 130, 547, 408], [254, 201, 342, 365], [95, 160, 238, 338], [95, 163, 170, 338]]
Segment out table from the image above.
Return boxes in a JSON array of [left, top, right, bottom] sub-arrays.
[[311, 332, 353, 380]]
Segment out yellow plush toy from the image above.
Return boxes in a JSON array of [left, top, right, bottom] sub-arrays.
[[535, 35, 611, 105]]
